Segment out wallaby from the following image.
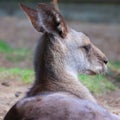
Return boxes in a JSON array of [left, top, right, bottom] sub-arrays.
[[4, 3, 120, 120], [21, 3, 108, 103]]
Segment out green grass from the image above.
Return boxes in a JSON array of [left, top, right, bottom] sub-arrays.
[[0, 68, 34, 83], [0, 67, 116, 94], [0, 40, 12, 52], [109, 61, 120, 70], [0, 40, 30, 62], [79, 74, 116, 95]]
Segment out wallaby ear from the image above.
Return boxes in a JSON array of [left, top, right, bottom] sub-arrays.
[[20, 3, 44, 32], [37, 3, 68, 38]]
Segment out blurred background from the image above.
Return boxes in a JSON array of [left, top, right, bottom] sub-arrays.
[[0, 0, 120, 119]]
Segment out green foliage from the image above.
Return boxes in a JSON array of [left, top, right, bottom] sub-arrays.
[[0, 66, 116, 94], [0, 40, 12, 53], [109, 61, 120, 69], [79, 74, 116, 95], [0, 40, 30, 62], [0, 68, 34, 83], [6, 48, 30, 62]]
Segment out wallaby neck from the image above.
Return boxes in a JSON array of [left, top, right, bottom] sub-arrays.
[[26, 33, 96, 103]]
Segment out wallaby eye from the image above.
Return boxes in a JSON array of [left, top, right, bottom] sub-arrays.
[[82, 45, 91, 53]]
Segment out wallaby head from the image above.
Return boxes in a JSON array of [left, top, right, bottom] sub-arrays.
[[64, 31, 108, 76], [20, 3, 107, 77]]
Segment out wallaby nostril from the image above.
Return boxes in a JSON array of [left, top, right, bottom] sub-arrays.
[[104, 59, 108, 64]]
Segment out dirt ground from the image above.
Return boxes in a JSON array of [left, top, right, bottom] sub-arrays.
[[0, 79, 29, 120], [0, 17, 120, 119]]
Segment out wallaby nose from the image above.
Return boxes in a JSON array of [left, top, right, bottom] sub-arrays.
[[103, 57, 108, 64]]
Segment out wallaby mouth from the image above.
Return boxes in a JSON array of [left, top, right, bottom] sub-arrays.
[[86, 70, 97, 75], [87, 64, 107, 75]]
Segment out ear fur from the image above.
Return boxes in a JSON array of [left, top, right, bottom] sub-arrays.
[[20, 3, 44, 32], [20, 3, 68, 38], [37, 3, 68, 38]]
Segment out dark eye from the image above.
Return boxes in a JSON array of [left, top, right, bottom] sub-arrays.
[[82, 45, 91, 53]]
